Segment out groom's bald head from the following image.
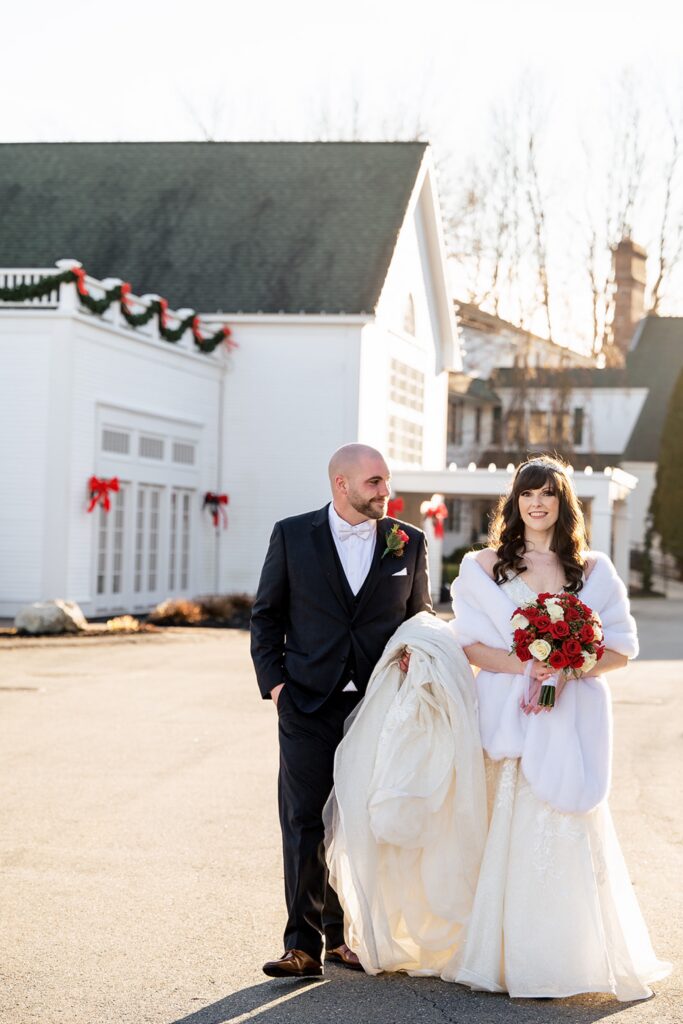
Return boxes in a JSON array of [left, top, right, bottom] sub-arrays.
[[328, 444, 385, 483], [328, 444, 391, 522]]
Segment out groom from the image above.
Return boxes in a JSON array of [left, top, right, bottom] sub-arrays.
[[251, 443, 432, 977]]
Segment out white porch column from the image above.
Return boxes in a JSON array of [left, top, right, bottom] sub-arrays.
[[55, 258, 81, 314], [422, 516, 443, 603], [589, 492, 612, 556], [611, 498, 632, 584]]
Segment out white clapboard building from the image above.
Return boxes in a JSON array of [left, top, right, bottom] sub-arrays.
[[0, 141, 457, 617]]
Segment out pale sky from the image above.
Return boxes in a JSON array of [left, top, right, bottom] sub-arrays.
[[4, 0, 679, 143], [4, 0, 683, 344]]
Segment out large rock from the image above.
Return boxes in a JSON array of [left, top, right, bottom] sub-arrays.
[[14, 600, 87, 635]]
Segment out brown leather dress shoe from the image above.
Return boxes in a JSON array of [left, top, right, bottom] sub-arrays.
[[262, 949, 323, 978], [326, 943, 364, 971]]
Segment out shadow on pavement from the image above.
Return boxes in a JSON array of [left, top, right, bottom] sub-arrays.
[[169, 967, 640, 1024]]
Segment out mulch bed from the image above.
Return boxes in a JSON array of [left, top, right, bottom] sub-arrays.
[[0, 618, 250, 641]]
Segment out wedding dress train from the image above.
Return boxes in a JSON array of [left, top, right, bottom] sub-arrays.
[[324, 612, 488, 977]]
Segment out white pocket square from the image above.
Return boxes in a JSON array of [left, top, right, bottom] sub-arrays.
[[392, 567, 408, 577]]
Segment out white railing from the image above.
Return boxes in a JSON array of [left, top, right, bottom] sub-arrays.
[[0, 260, 215, 356], [0, 267, 61, 307]]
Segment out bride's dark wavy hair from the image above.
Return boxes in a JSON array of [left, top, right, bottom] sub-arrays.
[[489, 456, 588, 593]]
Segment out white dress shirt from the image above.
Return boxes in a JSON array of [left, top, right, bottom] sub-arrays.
[[328, 502, 377, 595], [328, 503, 377, 692]]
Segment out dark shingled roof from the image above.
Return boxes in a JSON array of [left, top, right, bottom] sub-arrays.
[[491, 366, 626, 388], [448, 372, 500, 403], [624, 316, 683, 461], [0, 141, 428, 314]]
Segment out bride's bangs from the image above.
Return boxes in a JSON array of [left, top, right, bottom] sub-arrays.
[[514, 462, 560, 495]]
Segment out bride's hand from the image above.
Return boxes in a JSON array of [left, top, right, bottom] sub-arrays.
[[521, 675, 542, 714], [521, 661, 553, 715], [398, 647, 411, 673], [521, 666, 569, 715]]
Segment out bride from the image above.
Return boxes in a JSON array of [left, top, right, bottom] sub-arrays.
[[325, 455, 671, 1000]]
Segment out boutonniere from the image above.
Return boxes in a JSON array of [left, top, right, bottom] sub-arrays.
[[382, 523, 410, 559]]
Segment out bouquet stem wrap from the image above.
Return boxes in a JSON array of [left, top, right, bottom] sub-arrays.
[[538, 675, 558, 708]]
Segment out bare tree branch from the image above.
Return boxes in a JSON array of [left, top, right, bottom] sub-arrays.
[[649, 109, 682, 312]]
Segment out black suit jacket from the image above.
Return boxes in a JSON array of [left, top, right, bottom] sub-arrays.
[[250, 505, 433, 712]]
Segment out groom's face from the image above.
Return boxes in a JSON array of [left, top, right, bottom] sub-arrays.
[[344, 456, 391, 520]]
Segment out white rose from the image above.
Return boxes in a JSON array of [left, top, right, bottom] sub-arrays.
[[582, 651, 597, 673], [511, 613, 530, 630], [545, 601, 565, 623], [529, 638, 552, 661], [593, 624, 603, 642]]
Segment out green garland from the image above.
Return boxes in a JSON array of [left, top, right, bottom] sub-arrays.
[[0, 267, 235, 354]]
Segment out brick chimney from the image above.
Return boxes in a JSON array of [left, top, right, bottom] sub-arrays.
[[611, 237, 647, 363]]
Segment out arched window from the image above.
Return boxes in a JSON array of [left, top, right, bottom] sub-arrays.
[[403, 293, 416, 336]]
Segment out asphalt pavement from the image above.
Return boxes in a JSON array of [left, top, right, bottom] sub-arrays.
[[0, 601, 680, 1024]]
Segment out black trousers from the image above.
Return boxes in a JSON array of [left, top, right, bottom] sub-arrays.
[[277, 684, 361, 960]]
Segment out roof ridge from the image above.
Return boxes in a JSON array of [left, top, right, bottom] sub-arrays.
[[0, 139, 429, 148]]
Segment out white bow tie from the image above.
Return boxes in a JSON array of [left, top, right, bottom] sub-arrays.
[[338, 521, 374, 542]]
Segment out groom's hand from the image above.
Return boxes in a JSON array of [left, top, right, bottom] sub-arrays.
[[270, 683, 285, 707], [399, 648, 411, 673]]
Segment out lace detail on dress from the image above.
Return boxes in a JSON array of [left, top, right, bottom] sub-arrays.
[[531, 800, 584, 885], [589, 824, 608, 887], [500, 572, 539, 606], [494, 759, 517, 812]]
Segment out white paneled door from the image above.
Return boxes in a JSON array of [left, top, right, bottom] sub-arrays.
[[93, 482, 196, 615], [168, 488, 193, 593], [93, 409, 201, 616], [95, 483, 129, 613], [133, 484, 164, 608]]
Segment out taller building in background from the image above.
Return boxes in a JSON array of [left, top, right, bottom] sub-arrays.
[[455, 301, 593, 379]]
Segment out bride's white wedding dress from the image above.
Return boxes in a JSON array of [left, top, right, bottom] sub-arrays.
[[447, 571, 670, 1000], [326, 557, 671, 1001]]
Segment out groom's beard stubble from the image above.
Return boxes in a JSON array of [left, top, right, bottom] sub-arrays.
[[348, 493, 388, 520]]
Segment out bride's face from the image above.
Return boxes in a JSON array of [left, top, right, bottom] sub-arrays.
[[517, 483, 560, 534]]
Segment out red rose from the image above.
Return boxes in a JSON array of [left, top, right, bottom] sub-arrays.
[[517, 646, 533, 663], [537, 592, 553, 602], [569, 655, 584, 670], [397, 529, 409, 543], [565, 607, 581, 621], [562, 638, 583, 658], [550, 620, 570, 638], [535, 614, 551, 631], [595, 644, 605, 660], [549, 650, 569, 670], [514, 628, 534, 645], [579, 623, 595, 642], [566, 594, 579, 605]]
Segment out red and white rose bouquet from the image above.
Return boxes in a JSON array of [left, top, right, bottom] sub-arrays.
[[510, 591, 605, 708]]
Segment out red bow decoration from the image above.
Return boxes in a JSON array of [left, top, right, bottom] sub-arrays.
[[387, 497, 404, 518], [203, 491, 229, 528], [120, 281, 132, 307], [158, 297, 169, 329], [72, 266, 88, 296], [222, 325, 238, 351], [421, 497, 448, 539], [87, 475, 120, 513]]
